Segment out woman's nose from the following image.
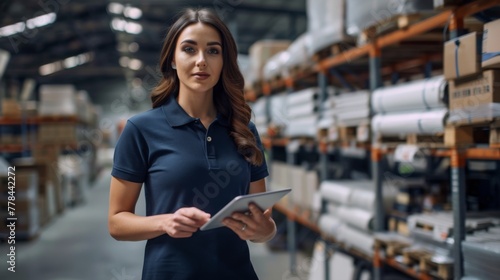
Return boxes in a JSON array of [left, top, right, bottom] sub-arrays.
[[196, 53, 207, 68]]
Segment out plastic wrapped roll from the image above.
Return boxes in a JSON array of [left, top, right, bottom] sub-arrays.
[[307, 0, 348, 55], [337, 224, 374, 256], [284, 33, 313, 70], [269, 93, 287, 127], [318, 214, 343, 238], [372, 109, 448, 135], [263, 51, 289, 80], [337, 206, 374, 231], [346, 0, 434, 36], [286, 115, 318, 137], [287, 102, 318, 118], [320, 180, 353, 204], [372, 76, 447, 114], [286, 87, 319, 107]]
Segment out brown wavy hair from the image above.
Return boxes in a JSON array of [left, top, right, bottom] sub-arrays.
[[150, 8, 263, 165]]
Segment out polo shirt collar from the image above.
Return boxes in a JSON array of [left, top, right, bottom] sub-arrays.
[[162, 94, 230, 128]]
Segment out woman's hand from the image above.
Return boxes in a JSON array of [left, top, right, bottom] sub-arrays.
[[222, 203, 276, 243], [161, 207, 211, 238]]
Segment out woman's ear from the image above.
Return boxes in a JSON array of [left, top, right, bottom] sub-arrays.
[[171, 62, 176, 70]]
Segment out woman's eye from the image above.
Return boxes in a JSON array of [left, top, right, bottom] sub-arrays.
[[208, 48, 220, 54], [183, 47, 195, 53]]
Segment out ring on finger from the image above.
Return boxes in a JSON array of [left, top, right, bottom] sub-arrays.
[[241, 223, 247, 231]]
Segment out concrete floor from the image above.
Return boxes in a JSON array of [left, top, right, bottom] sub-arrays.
[[0, 169, 309, 280]]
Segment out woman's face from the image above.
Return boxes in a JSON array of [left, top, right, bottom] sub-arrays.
[[173, 22, 223, 95]]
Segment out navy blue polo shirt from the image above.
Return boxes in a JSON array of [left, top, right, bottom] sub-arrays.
[[111, 94, 268, 280]]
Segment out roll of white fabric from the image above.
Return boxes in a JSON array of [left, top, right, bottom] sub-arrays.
[[306, 0, 348, 55], [287, 101, 318, 119], [372, 76, 447, 114], [348, 188, 375, 211], [286, 87, 319, 107], [269, 93, 287, 127], [284, 33, 313, 70], [263, 51, 289, 80], [337, 224, 374, 256], [372, 109, 448, 135], [326, 202, 340, 215], [286, 115, 318, 137], [319, 214, 343, 238], [336, 206, 374, 231], [319, 180, 353, 204]]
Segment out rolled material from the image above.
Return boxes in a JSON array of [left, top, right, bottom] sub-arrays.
[[287, 87, 319, 107], [372, 76, 447, 114], [372, 109, 448, 135], [319, 214, 343, 238], [337, 206, 374, 231], [287, 102, 318, 118], [346, 0, 434, 36], [269, 93, 287, 127], [337, 224, 374, 256], [263, 51, 289, 80], [307, 0, 348, 55], [285, 33, 313, 70], [333, 91, 370, 126], [286, 115, 318, 137], [320, 180, 353, 205]]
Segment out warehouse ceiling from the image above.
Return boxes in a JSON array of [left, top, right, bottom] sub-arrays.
[[0, 0, 307, 85]]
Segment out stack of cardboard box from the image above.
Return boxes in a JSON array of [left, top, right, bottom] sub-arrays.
[[444, 19, 500, 146], [0, 170, 40, 240], [445, 19, 500, 124]]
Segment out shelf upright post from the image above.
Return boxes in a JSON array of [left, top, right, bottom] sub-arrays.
[[451, 147, 466, 280], [370, 42, 384, 280], [283, 78, 298, 276], [449, 12, 465, 280], [317, 70, 331, 280]]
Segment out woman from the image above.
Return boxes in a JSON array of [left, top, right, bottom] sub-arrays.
[[108, 8, 276, 280]]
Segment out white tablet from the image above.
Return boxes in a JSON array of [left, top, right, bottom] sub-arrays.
[[200, 188, 291, 231]]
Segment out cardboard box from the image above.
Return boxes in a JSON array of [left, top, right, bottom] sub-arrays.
[[444, 32, 481, 80], [482, 19, 500, 69], [449, 70, 500, 110], [249, 40, 290, 82]]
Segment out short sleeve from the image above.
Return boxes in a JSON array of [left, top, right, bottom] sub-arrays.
[[249, 122, 269, 182], [111, 120, 149, 183]]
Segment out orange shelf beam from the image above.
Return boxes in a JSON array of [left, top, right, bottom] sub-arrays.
[[317, 0, 500, 71], [274, 203, 320, 233]]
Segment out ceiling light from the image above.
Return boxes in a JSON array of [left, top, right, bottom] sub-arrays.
[[0, 22, 25, 37], [119, 56, 130, 67], [108, 3, 124, 14], [26, 12, 56, 29], [128, 58, 143, 70], [39, 52, 93, 75], [0, 12, 56, 38], [124, 7, 142, 19], [39, 61, 63, 76], [128, 42, 139, 53], [125, 22, 142, 35]]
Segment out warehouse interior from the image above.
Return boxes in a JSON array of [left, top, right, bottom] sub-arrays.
[[1, 0, 500, 279]]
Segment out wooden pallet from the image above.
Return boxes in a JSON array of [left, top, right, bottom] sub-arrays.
[[312, 41, 356, 62], [374, 237, 411, 258], [420, 256, 453, 280], [376, 133, 445, 148], [444, 119, 500, 147], [358, 13, 431, 45], [338, 124, 371, 143]]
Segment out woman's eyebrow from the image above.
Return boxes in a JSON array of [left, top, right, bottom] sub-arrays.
[[180, 39, 221, 47]]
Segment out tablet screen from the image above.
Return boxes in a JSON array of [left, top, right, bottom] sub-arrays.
[[200, 188, 291, 231]]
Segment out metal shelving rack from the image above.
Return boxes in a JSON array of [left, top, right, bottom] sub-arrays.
[[254, 1, 500, 279]]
